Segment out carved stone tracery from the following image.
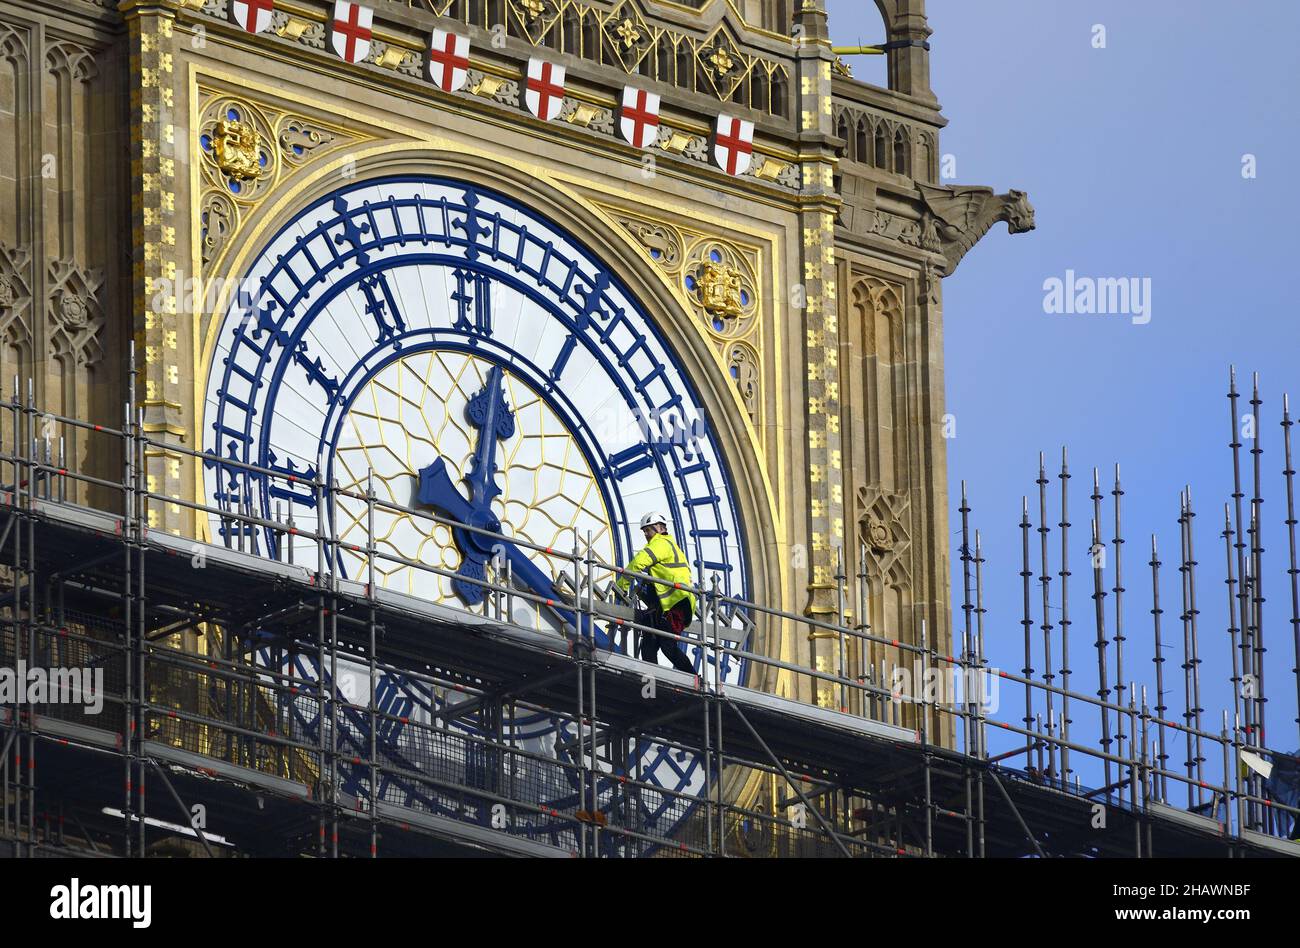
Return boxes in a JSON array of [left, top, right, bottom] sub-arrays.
[[200, 0, 793, 120], [47, 258, 104, 368], [45, 41, 98, 84], [857, 485, 911, 588], [0, 241, 33, 350]]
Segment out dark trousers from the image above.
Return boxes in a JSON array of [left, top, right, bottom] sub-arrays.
[[636, 597, 695, 674]]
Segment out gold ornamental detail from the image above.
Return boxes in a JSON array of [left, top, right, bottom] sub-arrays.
[[708, 46, 734, 78], [211, 118, 264, 182], [614, 18, 641, 50], [217, 0, 790, 115], [684, 240, 759, 341], [698, 261, 744, 320]]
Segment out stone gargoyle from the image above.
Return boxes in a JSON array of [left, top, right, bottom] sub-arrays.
[[916, 183, 1036, 277]]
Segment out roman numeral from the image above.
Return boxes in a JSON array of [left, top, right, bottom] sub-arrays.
[[265, 452, 319, 510], [358, 272, 406, 345], [605, 443, 657, 481], [452, 269, 493, 340]]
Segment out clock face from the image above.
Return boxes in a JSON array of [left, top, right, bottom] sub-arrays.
[[202, 175, 751, 847], [330, 347, 618, 622]]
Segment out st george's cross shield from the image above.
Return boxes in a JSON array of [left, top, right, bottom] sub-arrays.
[[426, 29, 470, 93], [230, 0, 275, 33], [619, 87, 661, 149], [525, 58, 566, 122], [330, 0, 374, 64], [713, 115, 755, 176]]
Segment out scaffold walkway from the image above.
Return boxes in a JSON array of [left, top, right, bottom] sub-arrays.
[[1, 378, 1298, 858]]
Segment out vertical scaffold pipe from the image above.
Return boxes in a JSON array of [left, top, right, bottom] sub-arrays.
[[366, 471, 378, 858], [974, 529, 988, 857], [329, 477, 341, 857], [958, 490, 975, 855], [1223, 504, 1243, 786], [1020, 497, 1034, 767], [921, 619, 933, 857], [1091, 481, 1113, 795], [1178, 490, 1196, 808], [835, 545, 847, 712], [1249, 375, 1268, 763], [1141, 686, 1153, 847], [1036, 455, 1055, 779], [710, 572, 725, 856], [1282, 393, 1300, 746], [858, 542, 870, 715], [2, 386, 12, 844], [1113, 465, 1127, 803], [1243, 560, 1258, 829], [123, 348, 136, 857], [135, 404, 147, 857], [1150, 534, 1169, 802], [1227, 368, 1255, 824], [1058, 448, 1072, 786], [1186, 487, 1205, 796], [314, 455, 327, 858], [959, 482, 974, 756]]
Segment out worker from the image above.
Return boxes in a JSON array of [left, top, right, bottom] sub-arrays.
[[616, 511, 697, 674]]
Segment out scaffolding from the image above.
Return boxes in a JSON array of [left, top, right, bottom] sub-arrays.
[[1, 366, 1298, 858]]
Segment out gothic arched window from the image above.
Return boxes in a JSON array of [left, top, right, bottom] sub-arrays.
[[893, 127, 910, 177]]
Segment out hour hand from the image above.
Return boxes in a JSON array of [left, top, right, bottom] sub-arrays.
[[417, 456, 500, 605], [416, 465, 606, 642]]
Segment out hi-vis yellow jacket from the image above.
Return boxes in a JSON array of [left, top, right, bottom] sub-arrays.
[[616, 532, 696, 615]]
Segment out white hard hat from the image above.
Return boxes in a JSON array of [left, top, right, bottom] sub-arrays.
[[639, 511, 669, 531]]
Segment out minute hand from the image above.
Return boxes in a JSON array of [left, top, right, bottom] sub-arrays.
[[499, 542, 608, 647], [464, 364, 511, 507], [418, 456, 606, 643]]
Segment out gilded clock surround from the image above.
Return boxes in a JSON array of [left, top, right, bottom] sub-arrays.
[[187, 76, 790, 704]]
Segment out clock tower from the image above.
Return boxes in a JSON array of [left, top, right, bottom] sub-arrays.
[[0, 0, 1032, 802]]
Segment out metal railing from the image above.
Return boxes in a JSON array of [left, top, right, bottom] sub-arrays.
[[2, 358, 1298, 856]]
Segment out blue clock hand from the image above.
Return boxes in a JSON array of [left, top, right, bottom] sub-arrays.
[[417, 456, 473, 522], [417, 453, 499, 606], [416, 367, 607, 645], [499, 542, 609, 647], [417, 367, 512, 605], [418, 459, 607, 645], [463, 365, 512, 507]]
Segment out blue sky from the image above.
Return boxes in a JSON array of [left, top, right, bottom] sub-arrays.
[[827, 0, 1300, 796]]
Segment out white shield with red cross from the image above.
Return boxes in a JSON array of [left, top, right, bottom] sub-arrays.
[[619, 87, 661, 150], [330, 0, 373, 64], [713, 115, 755, 177], [426, 29, 470, 93], [230, 0, 275, 33], [525, 59, 566, 122]]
